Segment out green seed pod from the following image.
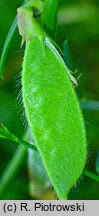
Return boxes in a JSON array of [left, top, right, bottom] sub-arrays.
[[17, 6, 87, 200], [22, 37, 87, 199]]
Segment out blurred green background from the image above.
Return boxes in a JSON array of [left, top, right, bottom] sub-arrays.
[[0, 0, 99, 199]]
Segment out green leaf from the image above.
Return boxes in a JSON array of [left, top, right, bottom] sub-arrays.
[[0, 17, 17, 78], [0, 124, 37, 151]]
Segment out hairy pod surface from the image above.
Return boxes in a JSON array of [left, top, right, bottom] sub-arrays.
[[22, 37, 87, 199]]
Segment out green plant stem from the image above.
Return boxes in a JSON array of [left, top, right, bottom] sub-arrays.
[[42, 0, 59, 39], [0, 145, 27, 197], [0, 129, 32, 198], [84, 170, 99, 182]]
